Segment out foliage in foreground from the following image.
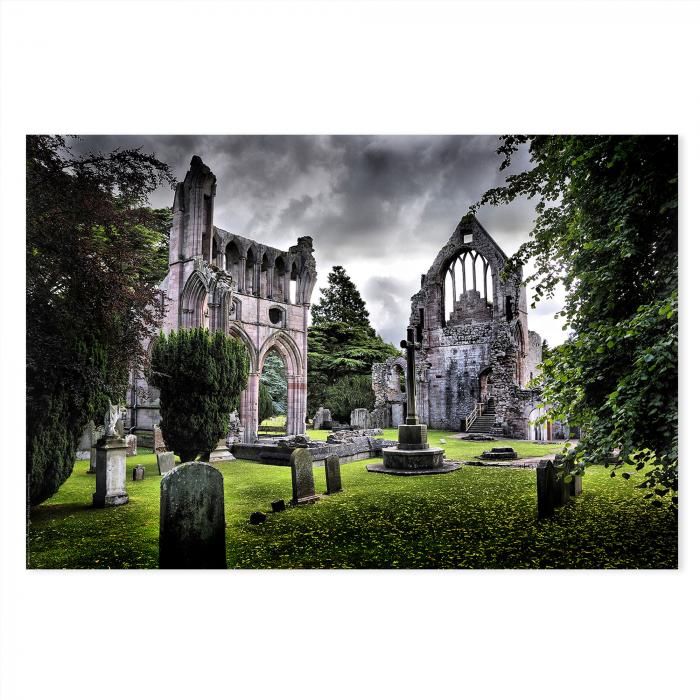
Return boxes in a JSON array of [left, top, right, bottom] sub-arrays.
[[26, 135, 174, 505], [149, 328, 249, 462], [473, 136, 678, 505], [27, 433, 676, 570]]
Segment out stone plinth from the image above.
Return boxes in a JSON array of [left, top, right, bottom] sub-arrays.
[[370, 422, 458, 476], [92, 437, 128, 507], [209, 438, 235, 463], [397, 424, 429, 450]]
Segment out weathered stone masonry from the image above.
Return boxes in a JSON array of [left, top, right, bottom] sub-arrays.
[[127, 156, 317, 442], [374, 215, 542, 438]]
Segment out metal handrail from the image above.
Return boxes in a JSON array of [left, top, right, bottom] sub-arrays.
[[464, 402, 484, 431]]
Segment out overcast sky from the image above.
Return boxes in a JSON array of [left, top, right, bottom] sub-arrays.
[[69, 135, 567, 347]]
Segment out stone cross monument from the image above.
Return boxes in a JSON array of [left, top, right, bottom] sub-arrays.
[[401, 327, 419, 426], [369, 327, 458, 476]]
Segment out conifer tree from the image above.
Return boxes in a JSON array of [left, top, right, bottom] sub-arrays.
[[149, 328, 249, 462], [311, 266, 371, 328]]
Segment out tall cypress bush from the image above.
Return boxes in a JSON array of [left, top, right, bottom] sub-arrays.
[[149, 328, 249, 462]]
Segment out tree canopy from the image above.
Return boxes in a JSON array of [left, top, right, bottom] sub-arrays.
[[473, 135, 677, 506], [26, 135, 174, 506], [149, 328, 249, 462], [311, 265, 372, 328], [307, 319, 400, 417]]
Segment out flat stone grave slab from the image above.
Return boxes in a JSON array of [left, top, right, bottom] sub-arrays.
[[481, 447, 518, 460]]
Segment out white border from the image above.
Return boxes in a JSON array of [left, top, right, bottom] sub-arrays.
[[1, 2, 697, 699]]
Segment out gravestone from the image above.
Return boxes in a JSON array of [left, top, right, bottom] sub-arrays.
[[537, 458, 581, 519], [159, 462, 226, 569], [551, 461, 570, 508], [350, 408, 370, 430], [313, 407, 332, 430], [125, 434, 138, 457], [157, 451, 176, 476], [153, 424, 166, 453], [325, 454, 342, 495], [569, 473, 583, 497], [87, 447, 97, 474], [290, 448, 320, 505], [92, 436, 128, 507], [536, 460, 556, 519], [76, 420, 95, 460], [132, 465, 145, 481]]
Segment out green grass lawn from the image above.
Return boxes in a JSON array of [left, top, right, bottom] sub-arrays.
[[27, 431, 677, 569]]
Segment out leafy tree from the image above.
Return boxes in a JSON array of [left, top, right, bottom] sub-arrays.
[[307, 321, 399, 414], [27, 135, 174, 506], [473, 136, 677, 505], [325, 374, 375, 423], [260, 351, 287, 416], [149, 328, 249, 462], [311, 265, 371, 328]]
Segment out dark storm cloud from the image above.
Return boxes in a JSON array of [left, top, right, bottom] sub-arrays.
[[67, 135, 563, 345]]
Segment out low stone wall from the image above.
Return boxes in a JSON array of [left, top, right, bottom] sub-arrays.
[[232, 431, 397, 467]]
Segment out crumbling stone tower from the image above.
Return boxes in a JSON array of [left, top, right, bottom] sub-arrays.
[[407, 215, 542, 438], [127, 156, 317, 442]]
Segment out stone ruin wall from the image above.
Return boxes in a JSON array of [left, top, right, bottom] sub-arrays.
[[370, 356, 408, 428], [126, 155, 317, 443], [373, 215, 543, 439]]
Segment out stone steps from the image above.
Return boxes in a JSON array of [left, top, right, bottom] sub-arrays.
[[466, 410, 496, 435]]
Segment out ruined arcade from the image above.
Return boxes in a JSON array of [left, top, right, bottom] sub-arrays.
[[127, 156, 317, 442]]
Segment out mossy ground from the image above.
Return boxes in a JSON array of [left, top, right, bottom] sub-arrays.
[[27, 430, 677, 569]]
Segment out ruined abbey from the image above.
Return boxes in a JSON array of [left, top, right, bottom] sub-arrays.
[[371, 215, 546, 440], [126, 156, 317, 442], [126, 156, 548, 444]]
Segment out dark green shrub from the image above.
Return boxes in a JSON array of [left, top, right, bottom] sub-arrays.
[[149, 328, 249, 462], [258, 382, 276, 424], [325, 374, 375, 423]]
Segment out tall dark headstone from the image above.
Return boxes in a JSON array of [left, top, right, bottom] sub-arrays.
[[325, 454, 342, 494], [159, 462, 226, 569], [552, 461, 571, 508], [536, 460, 556, 519], [291, 448, 320, 505]]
